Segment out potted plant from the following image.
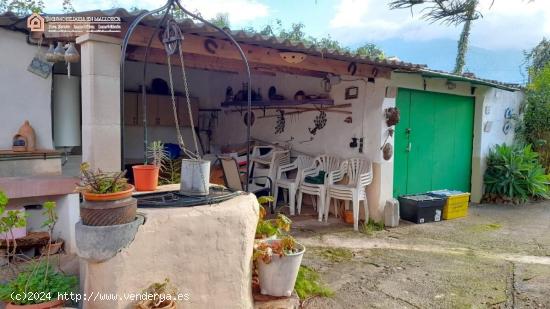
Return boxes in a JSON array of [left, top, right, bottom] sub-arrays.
[[253, 196, 305, 297], [0, 261, 77, 309], [254, 235, 305, 297], [133, 141, 170, 192], [38, 202, 63, 256], [0, 190, 27, 268], [136, 279, 177, 309], [255, 197, 291, 240], [77, 162, 137, 226]]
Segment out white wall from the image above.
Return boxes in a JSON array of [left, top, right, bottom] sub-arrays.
[[124, 61, 388, 160], [123, 61, 392, 219], [391, 73, 524, 202], [0, 29, 53, 149]]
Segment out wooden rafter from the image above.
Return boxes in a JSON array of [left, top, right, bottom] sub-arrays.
[[51, 22, 391, 79]]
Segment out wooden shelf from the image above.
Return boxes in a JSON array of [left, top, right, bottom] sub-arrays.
[[221, 98, 334, 108]]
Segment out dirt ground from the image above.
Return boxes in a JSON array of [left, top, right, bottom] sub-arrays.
[[286, 200, 550, 308]]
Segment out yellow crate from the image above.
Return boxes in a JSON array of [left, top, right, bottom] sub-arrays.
[[442, 193, 470, 220]]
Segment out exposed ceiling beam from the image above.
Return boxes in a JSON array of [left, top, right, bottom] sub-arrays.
[[125, 46, 330, 78]]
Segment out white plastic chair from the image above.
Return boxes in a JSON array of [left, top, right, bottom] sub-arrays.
[[249, 146, 290, 185], [273, 155, 315, 215], [325, 158, 373, 231], [297, 155, 341, 222]]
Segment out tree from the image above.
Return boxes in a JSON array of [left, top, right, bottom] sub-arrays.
[[1, 0, 44, 15], [389, 0, 481, 74], [210, 13, 230, 29], [526, 38, 550, 79], [519, 63, 550, 171], [356, 43, 385, 60], [61, 0, 75, 13], [249, 19, 384, 60]]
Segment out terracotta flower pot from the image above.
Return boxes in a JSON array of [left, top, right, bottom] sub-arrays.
[[82, 184, 134, 202], [39, 240, 64, 255], [343, 210, 354, 224], [6, 299, 64, 309], [132, 165, 160, 192]]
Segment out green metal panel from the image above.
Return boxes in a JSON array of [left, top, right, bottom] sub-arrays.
[[393, 89, 474, 197], [451, 95, 475, 192], [393, 89, 411, 197], [407, 91, 436, 194], [432, 93, 459, 190]]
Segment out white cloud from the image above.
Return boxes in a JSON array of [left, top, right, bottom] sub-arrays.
[[328, 0, 550, 50], [44, 0, 269, 24]]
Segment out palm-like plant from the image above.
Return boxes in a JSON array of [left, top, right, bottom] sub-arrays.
[[484, 144, 550, 201], [389, 0, 482, 74]]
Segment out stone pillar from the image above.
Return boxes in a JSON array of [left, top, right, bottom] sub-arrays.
[[76, 34, 121, 171]]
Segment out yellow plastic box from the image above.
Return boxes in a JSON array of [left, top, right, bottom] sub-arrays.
[[428, 190, 470, 220]]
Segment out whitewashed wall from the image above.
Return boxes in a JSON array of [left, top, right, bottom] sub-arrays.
[[123, 61, 392, 219], [124, 61, 389, 160], [391, 73, 524, 202], [0, 29, 53, 149]]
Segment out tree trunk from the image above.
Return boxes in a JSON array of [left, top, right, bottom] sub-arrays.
[[453, 5, 476, 74]]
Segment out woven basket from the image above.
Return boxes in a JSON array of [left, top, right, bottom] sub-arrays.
[[80, 197, 137, 226]]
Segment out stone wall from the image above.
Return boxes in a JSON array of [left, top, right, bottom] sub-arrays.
[[79, 194, 259, 309]]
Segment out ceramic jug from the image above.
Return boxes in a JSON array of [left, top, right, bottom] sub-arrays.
[[18, 120, 36, 151]]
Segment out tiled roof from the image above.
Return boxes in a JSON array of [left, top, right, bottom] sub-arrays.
[[0, 9, 521, 90]]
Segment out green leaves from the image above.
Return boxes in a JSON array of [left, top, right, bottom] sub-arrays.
[[0, 190, 27, 235], [41, 201, 57, 238], [0, 262, 77, 305], [484, 144, 550, 202]]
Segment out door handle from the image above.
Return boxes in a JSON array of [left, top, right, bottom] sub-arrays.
[[406, 142, 412, 152]]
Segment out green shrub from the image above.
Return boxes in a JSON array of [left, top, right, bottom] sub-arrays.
[[484, 144, 550, 201], [294, 266, 333, 300], [0, 262, 77, 305], [517, 63, 550, 171], [361, 219, 385, 236]]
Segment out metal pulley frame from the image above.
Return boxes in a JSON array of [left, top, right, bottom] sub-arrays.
[[119, 0, 253, 190]]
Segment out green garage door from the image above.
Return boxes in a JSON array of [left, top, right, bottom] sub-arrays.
[[393, 88, 475, 197]]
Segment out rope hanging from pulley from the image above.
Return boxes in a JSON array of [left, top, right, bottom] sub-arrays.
[[162, 18, 200, 160]]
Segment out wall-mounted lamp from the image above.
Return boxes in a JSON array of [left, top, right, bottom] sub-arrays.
[[446, 80, 456, 90]]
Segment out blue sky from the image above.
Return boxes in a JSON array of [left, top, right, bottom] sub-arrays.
[[41, 0, 550, 83]]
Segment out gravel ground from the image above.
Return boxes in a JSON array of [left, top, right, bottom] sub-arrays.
[[287, 200, 550, 308]]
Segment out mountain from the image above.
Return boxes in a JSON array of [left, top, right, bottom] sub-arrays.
[[364, 38, 527, 84]]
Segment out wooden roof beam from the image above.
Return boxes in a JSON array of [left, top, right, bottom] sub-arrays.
[[122, 24, 391, 79], [125, 46, 330, 78]]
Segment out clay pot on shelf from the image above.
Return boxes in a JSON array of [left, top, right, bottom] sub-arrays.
[[132, 165, 160, 192], [17, 121, 36, 152]]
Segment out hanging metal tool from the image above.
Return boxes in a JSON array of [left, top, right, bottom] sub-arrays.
[[120, 0, 253, 190], [163, 18, 200, 159], [274, 109, 285, 134]]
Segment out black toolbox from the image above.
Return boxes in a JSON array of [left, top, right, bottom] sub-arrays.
[[398, 194, 446, 224]]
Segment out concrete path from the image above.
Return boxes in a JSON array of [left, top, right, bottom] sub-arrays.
[[290, 201, 550, 308]]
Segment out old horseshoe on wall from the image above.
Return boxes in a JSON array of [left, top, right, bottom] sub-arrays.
[[204, 39, 219, 54]]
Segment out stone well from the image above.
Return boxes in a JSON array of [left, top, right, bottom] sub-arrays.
[[78, 193, 259, 309]]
